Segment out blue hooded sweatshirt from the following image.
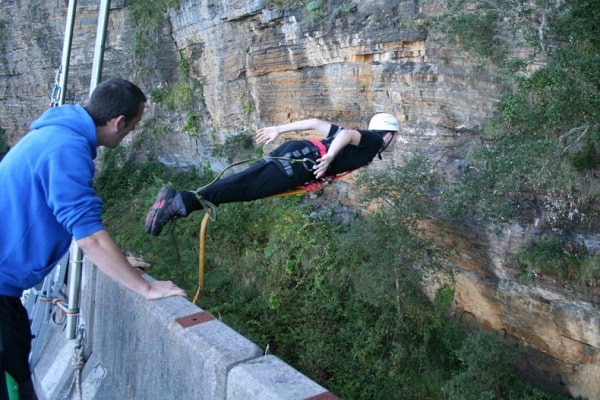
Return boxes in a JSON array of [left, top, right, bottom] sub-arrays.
[[0, 104, 104, 296]]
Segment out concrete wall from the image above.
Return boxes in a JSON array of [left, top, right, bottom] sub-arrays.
[[31, 259, 338, 400]]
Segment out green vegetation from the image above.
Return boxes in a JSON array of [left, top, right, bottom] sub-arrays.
[[0, 18, 6, 39], [147, 52, 204, 135], [93, 0, 599, 397], [95, 146, 207, 293], [265, 0, 357, 25], [96, 142, 570, 398], [128, 0, 181, 55], [182, 111, 201, 134], [440, 9, 506, 64], [437, 0, 600, 284], [265, 0, 306, 9], [303, 0, 324, 24], [332, 1, 358, 19], [435, 0, 545, 72], [211, 132, 258, 163], [146, 49, 204, 136], [150, 80, 197, 112], [516, 236, 586, 282], [0, 127, 9, 161]]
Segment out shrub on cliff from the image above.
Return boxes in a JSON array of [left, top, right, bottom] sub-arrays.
[[438, 0, 600, 285], [0, 127, 8, 162]]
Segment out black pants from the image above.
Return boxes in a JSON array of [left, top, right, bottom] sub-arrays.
[[197, 141, 319, 208], [0, 296, 37, 400]]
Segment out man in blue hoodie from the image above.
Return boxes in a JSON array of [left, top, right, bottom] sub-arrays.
[[0, 78, 186, 399]]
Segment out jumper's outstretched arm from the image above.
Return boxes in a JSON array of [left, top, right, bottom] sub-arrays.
[[256, 118, 333, 145]]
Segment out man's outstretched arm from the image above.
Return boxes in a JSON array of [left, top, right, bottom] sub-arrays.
[[77, 230, 187, 300]]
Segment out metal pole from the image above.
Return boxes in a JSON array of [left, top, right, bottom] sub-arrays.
[[62, 0, 79, 340], [65, 0, 111, 341], [56, 0, 82, 341], [90, 0, 111, 93], [66, 241, 83, 339], [58, 0, 77, 105]]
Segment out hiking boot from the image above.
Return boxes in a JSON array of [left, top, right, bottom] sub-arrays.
[[144, 187, 187, 236]]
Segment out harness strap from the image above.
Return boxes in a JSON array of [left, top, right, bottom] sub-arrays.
[[297, 140, 329, 191], [299, 139, 355, 191], [268, 139, 362, 192], [307, 139, 327, 157], [267, 143, 316, 177]]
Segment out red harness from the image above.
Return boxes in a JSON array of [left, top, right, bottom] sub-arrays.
[[298, 140, 354, 192]]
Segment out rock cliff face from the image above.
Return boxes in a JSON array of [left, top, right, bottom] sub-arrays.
[[1, 1, 598, 398]]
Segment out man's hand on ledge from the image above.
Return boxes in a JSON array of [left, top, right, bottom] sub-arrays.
[[144, 280, 188, 300]]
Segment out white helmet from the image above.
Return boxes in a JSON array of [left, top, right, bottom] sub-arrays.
[[368, 113, 399, 132]]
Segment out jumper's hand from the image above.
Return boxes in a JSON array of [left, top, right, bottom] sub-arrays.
[[256, 127, 279, 145], [313, 153, 334, 179], [127, 255, 150, 270]]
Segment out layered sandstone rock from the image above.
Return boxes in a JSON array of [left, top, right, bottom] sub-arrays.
[[0, 1, 597, 398]]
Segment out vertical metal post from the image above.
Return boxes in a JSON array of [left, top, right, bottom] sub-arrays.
[[66, 241, 83, 339], [65, 0, 110, 340], [58, 0, 77, 105], [60, 0, 80, 341], [90, 0, 111, 92]]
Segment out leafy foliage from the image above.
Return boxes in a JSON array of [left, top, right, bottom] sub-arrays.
[[442, 330, 569, 400], [93, 1, 595, 397], [95, 138, 572, 399], [95, 144, 208, 294], [437, 0, 600, 284], [441, 9, 505, 63], [265, 0, 358, 26], [128, 0, 181, 55], [0, 18, 7, 40], [211, 132, 259, 163], [516, 235, 586, 281], [150, 80, 198, 112], [0, 127, 9, 162]]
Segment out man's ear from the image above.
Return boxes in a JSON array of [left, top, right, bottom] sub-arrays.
[[108, 115, 126, 131]]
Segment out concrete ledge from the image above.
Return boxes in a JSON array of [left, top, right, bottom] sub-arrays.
[[32, 259, 338, 400], [227, 355, 335, 400]]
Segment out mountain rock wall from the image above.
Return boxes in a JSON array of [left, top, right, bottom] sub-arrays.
[[0, 1, 597, 398]]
